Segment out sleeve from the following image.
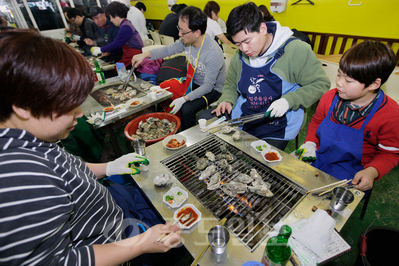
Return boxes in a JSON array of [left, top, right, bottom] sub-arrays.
[[101, 25, 133, 53], [0, 159, 94, 265], [138, 13, 148, 40], [304, 90, 337, 147], [149, 40, 185, 59], [279, 40, 331, 110], [185, 44, 225, 100], [217, 52, 242, 107]]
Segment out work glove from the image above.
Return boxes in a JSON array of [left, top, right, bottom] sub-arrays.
[[169, 97, 186, 114], [105, 153, 149, 176], [91, 46, 102, 56], [266, 98, 289, 118], [295, 141, 317, 162]]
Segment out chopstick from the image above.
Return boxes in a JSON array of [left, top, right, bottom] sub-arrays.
[[157, 214, 184, 242], [159, 217, 195, 243], [306, 179, 348, 194], [318, 179, 353, 197]]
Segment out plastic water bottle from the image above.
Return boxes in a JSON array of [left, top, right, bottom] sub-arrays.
[[95, 60, 106, 85], [261, 225, 292, 266], [116, 62, 127, 80]]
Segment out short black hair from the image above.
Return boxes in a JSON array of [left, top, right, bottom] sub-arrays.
[[175, 4, 187, 14], [105, 2, 129, 19], [179, 6, 207, 35], [226, 2, 263, 38], [135, 2, 146, 12], [66, 8, 83, 19], [339, 41, 397, 88], [203, 1, 220, 18]]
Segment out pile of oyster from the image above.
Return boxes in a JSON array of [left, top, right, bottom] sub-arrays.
[[105, 85, 137, 101], [131, 117, 176, 141], [196, 146, 273, 197]]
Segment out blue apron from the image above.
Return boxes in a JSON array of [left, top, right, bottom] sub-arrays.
[[232, 38, 304, 140], [312, 91, 384, 180]]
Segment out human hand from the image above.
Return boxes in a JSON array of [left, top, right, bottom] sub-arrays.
[[266, 98, 289, 118], [139, 223, 182, 253], [131, 52, 150, 68], [211, 101, 233, 116], [352, 167, 378, 191], [169, 97, 186, 114], [84, 38, 96, 46], [295, 142, 317, 162], [105, 153, 149, 176], [90, 46, 102, 56], [101, 52, 111, 57]]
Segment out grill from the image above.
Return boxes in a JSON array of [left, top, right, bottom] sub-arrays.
[[161, 134, 306, 252]]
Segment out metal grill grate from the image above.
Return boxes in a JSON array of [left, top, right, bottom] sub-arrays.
[[161, 134, 306, 252]]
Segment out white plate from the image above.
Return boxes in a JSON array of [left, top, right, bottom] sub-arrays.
[[251, 140, 271, 153], [173, 204, 201, 229], [126, 98, 143, 108], [150, 86, 165, 95], [261, 149, 283, 163], [162, 187, 188, 208], [163, 135, 187, 150]]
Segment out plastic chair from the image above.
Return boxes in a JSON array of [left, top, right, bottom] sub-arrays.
[[159, 34, 175, 45], [149, 31, 161, 45], [142, 44, 165, 53], [142, 38, 154, 47], [222, 43, 238, 55]]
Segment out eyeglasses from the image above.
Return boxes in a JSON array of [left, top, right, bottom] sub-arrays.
[[176, 26, 193, 36]]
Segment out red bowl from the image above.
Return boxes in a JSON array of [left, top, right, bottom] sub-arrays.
[[124, 112, 181, 145]]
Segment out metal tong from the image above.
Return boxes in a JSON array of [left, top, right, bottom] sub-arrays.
[[120, 66, 135, 91], [203, 112, 268, 132]]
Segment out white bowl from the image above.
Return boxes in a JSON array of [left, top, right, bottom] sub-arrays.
[[163, 135, 187, 150], [126, 98, 143, 108], [163, 187, 188, 208], [173, 204, 201, 229], [261, 149, 283, 163], [150, 86, 165, 96], [251, 140, 271, 153]]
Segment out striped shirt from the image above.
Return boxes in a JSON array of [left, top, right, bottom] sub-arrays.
[[0, 128, 124, 266]]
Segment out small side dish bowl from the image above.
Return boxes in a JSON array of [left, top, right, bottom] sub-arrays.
[[126, 98, 143, 108], [150, 86, 165, 96], [261, 149, 283, 163], [163, 187, 188, 208], [163, 135, 187, 150], [103, 106, 114, 113], [251, 140, 271, 153], [173, 204, 201, 229]]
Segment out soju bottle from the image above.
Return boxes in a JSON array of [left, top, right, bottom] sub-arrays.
[[94, 60, 106, 85], [261, 225, 292, 266]]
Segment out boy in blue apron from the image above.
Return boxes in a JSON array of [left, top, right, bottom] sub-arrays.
[[206, 2, 330, 150], [297, 41, 399, 192]]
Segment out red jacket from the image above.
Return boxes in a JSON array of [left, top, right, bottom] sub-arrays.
[[306, 89, 399, 180]]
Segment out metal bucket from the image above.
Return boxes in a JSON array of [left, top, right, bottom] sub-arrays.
[[330, 187, 354, 211]]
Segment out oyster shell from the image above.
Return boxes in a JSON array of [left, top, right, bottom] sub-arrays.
[[232, 130, 241, 141], [205, 151, 216, 161], [153, 174, 171, 186], [207, 172, 221, 190], [221, 126, 237, 134], [250, 169, 262, 181], [236, 173, 254, 184], [248, 183, 273, 197], [106, 88, 117, 94], [199, 164, 217, 180], [220, 145, 227, 153], [217, 151, 234, 161], [222, 181, 247, 197], [196, 158, 209, 170], [252, 180, 271, 189]]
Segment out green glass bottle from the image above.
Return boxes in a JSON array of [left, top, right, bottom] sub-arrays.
[[94, 60, 106, 85], [261, 225, 292, 266]]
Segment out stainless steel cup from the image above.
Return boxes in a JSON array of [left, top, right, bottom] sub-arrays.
[[208, 225, 230, 255], [330, 187, 354, 211], [131, 139, 146, 156]]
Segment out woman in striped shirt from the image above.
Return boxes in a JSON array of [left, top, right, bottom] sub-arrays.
[[0, 29, 181, 266]]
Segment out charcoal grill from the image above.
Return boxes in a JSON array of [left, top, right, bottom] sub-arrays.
[[161, 134, 306, 252]]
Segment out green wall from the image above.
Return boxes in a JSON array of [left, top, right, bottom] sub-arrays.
[[134, 0, 398, 39]]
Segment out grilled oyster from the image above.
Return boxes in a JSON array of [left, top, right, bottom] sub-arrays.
[[248, 183, 273, 197], [199, 164, 217, 180], [207, 172, 221, 190], [153, 174, 171, 186], [250, 169, 262, 181], [236, 173, 254, 184], [106, 88, 117, 94], [232, 130, 241, 141], [222, 181, 247, 197], [221, 126, 237, 134], [220, 145, 227, 153], [196, 158, 209, 170], [217, 151, 234, 161], [205, 151, 216, 161], [251, 179, 271, 189]]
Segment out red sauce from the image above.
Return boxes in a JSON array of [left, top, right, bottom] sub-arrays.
[[176, 207, 198, 227], [265, 152, 279, 161]]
